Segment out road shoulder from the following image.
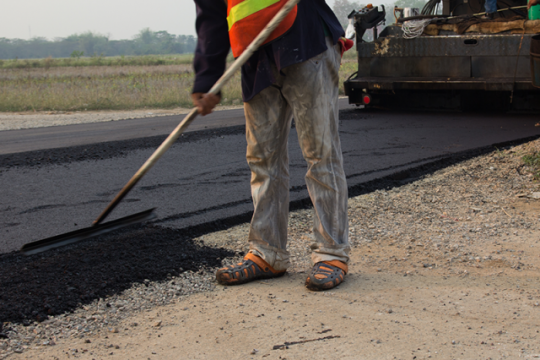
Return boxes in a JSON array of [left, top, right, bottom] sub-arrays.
[[0, 105, 244, 132], [4, 138, 540, 360]]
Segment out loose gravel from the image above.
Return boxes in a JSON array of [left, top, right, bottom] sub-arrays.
[[1, 138, 540, 359]]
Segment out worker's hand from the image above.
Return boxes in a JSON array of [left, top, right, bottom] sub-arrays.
[[529, 0, 539, 10], [191, 92, 221, 116]]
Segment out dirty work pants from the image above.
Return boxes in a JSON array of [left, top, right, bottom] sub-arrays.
[[245, 37, 350, 272]]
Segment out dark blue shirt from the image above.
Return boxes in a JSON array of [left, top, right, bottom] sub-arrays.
[[192, 0, 344, 102]]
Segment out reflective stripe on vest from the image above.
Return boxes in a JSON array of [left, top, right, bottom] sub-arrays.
[[227, 0, 280, 30], [227, 0, 297, 57]]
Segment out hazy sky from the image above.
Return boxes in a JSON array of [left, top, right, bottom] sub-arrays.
[[1, 0, 197, 40], [2, 0, 337, 40]]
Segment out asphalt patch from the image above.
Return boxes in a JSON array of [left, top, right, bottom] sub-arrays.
[[0, 224, 235, 325]]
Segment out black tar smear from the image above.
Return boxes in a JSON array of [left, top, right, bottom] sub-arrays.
[[0, 225, 235, 325], [272, 335, 341, 350]]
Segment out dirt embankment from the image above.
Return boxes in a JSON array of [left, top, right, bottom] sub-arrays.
[[3, 139, 540, 360]]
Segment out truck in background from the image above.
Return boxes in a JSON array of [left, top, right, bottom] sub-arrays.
[[343, 0, 540, 111]]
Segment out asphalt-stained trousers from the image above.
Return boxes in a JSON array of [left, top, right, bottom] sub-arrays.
[[244, 37, 350, 272]]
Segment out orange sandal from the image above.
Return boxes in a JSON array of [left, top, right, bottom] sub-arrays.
[[305, 260, 348, 291], [216, 253, 286, 285]]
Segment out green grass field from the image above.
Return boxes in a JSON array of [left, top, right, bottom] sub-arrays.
[[0, 54, 195, 69], [0, 53, 357, 112]]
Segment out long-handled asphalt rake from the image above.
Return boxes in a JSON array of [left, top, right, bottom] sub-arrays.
[[21, 0, 301, 255]]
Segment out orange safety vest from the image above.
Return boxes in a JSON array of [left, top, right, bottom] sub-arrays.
[[227, 0, 297, 57]]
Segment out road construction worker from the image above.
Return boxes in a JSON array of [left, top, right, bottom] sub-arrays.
[[191, 0, 352, 291]]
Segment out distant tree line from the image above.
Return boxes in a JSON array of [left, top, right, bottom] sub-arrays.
[[0, 28, 197, 60]]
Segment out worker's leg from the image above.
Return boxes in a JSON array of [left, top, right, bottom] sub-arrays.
[[281, 38, 350, 266], [243, 85, 293, 272]]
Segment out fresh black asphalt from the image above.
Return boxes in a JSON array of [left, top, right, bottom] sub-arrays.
[[1, 107, 540, 254], [0, 106, 249, 155]]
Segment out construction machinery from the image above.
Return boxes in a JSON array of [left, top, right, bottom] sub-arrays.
[[343, 0, 540, 111]]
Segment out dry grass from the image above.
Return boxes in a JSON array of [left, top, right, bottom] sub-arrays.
[[0, 65, 241, 112], [0, 65, 193, 80], [0, 54, 357, 112]]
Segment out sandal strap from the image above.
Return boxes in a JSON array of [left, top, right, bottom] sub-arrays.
[[216, 253, 285, 285], [323, 260, 348, 274], [245, 253, 282, 274]]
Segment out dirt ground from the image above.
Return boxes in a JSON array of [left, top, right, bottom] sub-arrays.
[[16, 247, 540, 360], [10, 140, 540, 359]]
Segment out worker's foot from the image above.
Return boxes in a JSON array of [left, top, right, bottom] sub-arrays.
[[482, 12, 495, 20], [216, 253, 286, 285], [305, 261, 348, 291]]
